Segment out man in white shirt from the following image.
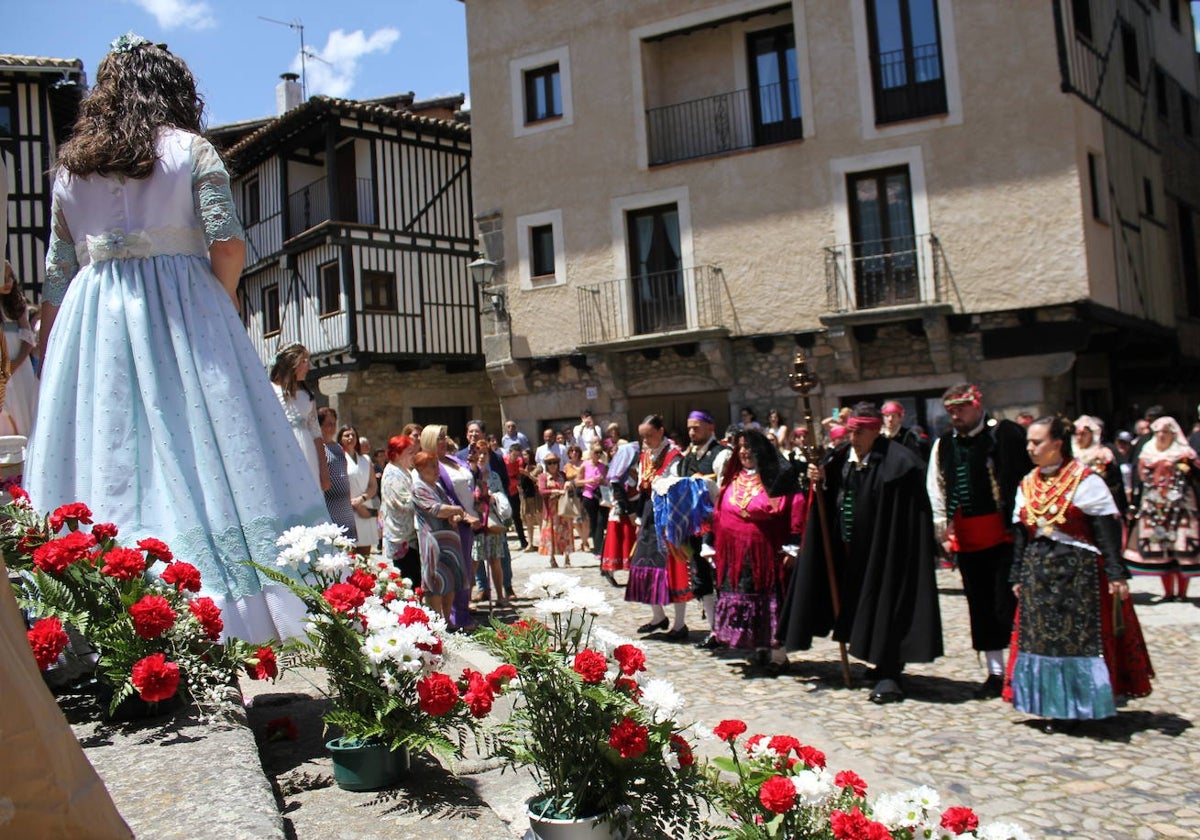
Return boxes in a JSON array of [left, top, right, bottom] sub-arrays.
[[535, 427, 566, 465], [574, 410, 602, 452], [501, 420, 531, 453]]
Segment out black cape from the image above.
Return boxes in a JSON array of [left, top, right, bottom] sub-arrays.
[[777, 436, 943, 666]]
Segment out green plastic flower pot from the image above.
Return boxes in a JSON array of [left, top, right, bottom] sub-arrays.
[[326, 737, 410, 791]]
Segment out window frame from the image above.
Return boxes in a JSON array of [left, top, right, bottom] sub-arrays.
[[319, 260, 341, 317], [1072, 0, 1093, 43], [1087, 151, 1108, 223], [360, 268, 398, 314], [510, 46, 574, 138], [243, 176, 261, 226], [746, 24, 804, 146], [864, 0, 949, 126], [262, 284, 281, 336], [516, 209, 567, 289], [1120, 22, 1141, 88], [523, 63, 562, 125], [529, 224, 556, 279]]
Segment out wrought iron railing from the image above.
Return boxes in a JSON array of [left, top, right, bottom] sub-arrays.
[[286, 177, 376, 238], [646, 80, 802, 166], [871, 42, 947, 124], [576, 265, 724, 345], [824, 233, 946, 313]]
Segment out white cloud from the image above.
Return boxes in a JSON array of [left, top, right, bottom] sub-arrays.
[[128, 0, 217, 31], [293, 28, 400, 99]]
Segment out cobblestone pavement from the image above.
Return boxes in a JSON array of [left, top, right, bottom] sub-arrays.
[[500, 543, 1200, 839]]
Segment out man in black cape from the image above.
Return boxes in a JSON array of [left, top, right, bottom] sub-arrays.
[[777, 402, 942, 703]]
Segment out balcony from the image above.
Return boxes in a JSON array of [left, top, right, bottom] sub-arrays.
[[577, 265, 724, 346], [824, 233, 948, 315], [646, 80, 802, 166], [286, 177, 377, 238], [871, 43, 947, 125], [243, 211, 282, 264]]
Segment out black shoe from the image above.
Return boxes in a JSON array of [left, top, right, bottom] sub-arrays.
[[695, 633, 724, 650], [868, 678, 904, 704], [637, 618, 669, 634], [973, 674, 1004, 700], [764, 659, 791, 677], [752, 649, 769, 667], [663, 625, 689, 642]]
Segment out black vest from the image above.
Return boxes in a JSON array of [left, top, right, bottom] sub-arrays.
[[680, 438, 728, 477], [935, 415, 1029, 523]]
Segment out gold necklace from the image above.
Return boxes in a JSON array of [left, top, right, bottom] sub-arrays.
[[728, 471, 763, 518], [1021, 459, 1085, 534]]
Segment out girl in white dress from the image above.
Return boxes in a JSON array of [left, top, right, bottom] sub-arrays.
[[339, 424, 379, 555], [269, 343, 330, 493], [0, 261, 38, 436]]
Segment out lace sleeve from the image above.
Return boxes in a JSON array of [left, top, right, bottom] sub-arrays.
[[43, 181, 79, 306], [191, 135, 245, 246]]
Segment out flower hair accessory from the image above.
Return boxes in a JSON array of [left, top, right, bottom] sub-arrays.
[[109, 32, 153, 54]]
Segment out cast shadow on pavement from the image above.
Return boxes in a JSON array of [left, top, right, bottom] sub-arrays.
[[1015, 709, 1192, 743]]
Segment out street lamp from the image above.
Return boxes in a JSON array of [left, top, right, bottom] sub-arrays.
[[468, 256, 506, 316]]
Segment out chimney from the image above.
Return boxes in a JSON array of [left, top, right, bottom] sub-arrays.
[[276, 72, 302, 115]]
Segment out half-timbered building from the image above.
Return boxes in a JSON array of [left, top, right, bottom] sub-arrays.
[[0, 54, 85, 297], [217, 92, 500, 442]]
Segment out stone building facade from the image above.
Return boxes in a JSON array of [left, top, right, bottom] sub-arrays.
[[462, 0, 1200, 439]]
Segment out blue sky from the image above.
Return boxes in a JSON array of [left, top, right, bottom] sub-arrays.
[[3, 2, 1199, 127], [2, 0, 469, 126]]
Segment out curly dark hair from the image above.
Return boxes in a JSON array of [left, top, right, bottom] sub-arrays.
[[1, 262, 26, 322], [56, 41, 205, 179]]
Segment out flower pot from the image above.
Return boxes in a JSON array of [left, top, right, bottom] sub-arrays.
[[526, 797, 623, 840], [326, 737, 411, 791]]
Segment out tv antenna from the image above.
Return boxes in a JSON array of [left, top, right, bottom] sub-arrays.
[[259, 16, 317, 99]]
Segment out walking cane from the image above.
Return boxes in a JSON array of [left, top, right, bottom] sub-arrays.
[[789, 352, 853, 689]]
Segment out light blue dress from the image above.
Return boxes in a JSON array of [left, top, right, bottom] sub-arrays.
[[29, 128, 329, 642]]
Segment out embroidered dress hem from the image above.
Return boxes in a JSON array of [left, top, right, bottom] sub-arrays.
[[601, 516, 637, 571], [1010, 653, 1116, 720], [625, 566, 670, 605], [713, 592, 781, 650]]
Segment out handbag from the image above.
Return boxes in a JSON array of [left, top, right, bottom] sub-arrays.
[[599, 484, 614, 508], [352, 501, 374, 519], [488, 491, 513, 533], [557, 486, 581, 518]]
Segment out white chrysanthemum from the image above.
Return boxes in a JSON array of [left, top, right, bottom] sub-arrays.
[[361, 605, 397, 633], [525, 570, 578, 597], [533, 597, 574, 617], [313, 552, 354, 575], [746, 740, 779, 761], [277, 525, 318, 550], [310, 522, 350, 543], [362, 634, 393, 665], [380, 671, 401, 694], [564, 585, 613, 615], [640, 678, 684, 722], [791, 767, 835, 806], [590, 625, 635, 653], [662, 744, 680, 771], [687, 722, 716, 742], [332, 535, 356, 552], [977, 822, 1031, 840], [275, 544, 312, 570]]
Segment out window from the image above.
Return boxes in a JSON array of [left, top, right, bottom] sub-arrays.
[[626, 204, 685, 335], [847, 167, 919, 309], [262, 284, 281, 335], [865, 0, 947, 125], [530, 225, 555, 278], [524, 64, 562, 124], [1087, 152, 1107, 222], [319, 261, 340, 316], [361, 269, 397, 313], [1121, 23, 1140, 86], [0, 104, 12, 139], [1183, 92, 1194, 136], [243, 177, 261, 226], [1170, 0, 1181, 30], [1072, 0, 1092, 42], [1155, 67, 1168, 118], [1180, 203, 1200, 318], [746, 26, 803, 146], [1143, 178, 1155, 218]]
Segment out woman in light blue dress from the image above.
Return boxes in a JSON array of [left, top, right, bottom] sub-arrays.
[[28, 35, 328, 642]]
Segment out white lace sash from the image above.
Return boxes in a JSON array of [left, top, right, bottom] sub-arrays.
[[75, 227, 208, 266]]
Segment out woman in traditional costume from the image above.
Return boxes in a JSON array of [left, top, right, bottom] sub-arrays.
[[1007, 416, 1153, 732], [1073, 415, 1126, 514], [1123, 416, 1200, 602], [599, 439, 640, 583], [711, 429, 806, 674]]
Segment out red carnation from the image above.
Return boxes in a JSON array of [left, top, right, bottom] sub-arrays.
[[613, 643, 646, 675], [830, 807, 892, 840], [131, 653, 180, 703], [486, 663, 518, 692], [247, 646, 278, 680], [768, 734, 802, 756], [713, 719, 748, 742], [416, 638, 443, 656], [161, 561, 202, 592], [940, 807, 980, 835], [136, 537, 174, 563], [669, 733, 695, 767], [265, 716, 299, 741], [99, 547, 147, 580], [32, 531, 97, 574], [27, 616, 69, 670], [397, 605, 432, 626], [572, 649, 608, 683], [323, 582, 367, 614], [129, 594, 177, 640], [614, 676, 641, 698], [797, 744, 826, 769], [416, 672, 460, 716], [91, 522, 119, 542], [346, 568, 377, 594], [188, 597, 224, 640], [8, 485, 30, 504], [835, 770, 868, 798], [49, 502, 92, 533], [759, 775, 797, 814], [608, 716, 649, 759], [461, 671, 494, 718]]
